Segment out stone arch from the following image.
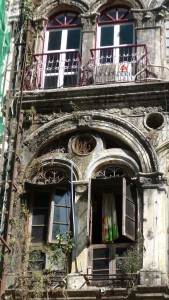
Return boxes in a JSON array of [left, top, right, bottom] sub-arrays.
[[24, 156, 82, 183], [85, 148, 140, 180], [34, 0, 89, 19], [23, 112, 158, 174], [90, 0, 145, 13]]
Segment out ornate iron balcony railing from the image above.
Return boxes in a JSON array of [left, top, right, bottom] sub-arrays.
[[24, 45, 167, 90], [24, 50, 82, 90], [81, 44, 149, 85]]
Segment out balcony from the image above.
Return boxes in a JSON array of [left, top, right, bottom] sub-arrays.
[[24, 45, 167, 91], [24, 50, 82, 90]]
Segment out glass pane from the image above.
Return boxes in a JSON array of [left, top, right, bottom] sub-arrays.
[[48, 31, 62, 51], [32, 209, 48, 225], [126, 182, 133, 201], [166, 39, 169, 46], [53, 206, 69, 223], [100, 14, 110, 22], [120, 24, 133, 45], [48, 18, 57, 26], [100, 26, 114, 47], [126, 218, 135, 237], [166, 30, 169, 38], [44, 76, 58, 89], [29, 251, 45, 271], [93, 259, 109, 270], [52, 224, 68, 240], [57, 13, 64, 24], [66, 13, 80, 24], [99, 49, 113, 64], [64, 74, 78, 87], [34, 193, 49, 207], [54, 190, 70, 205], [108, 9, 116, 19], [67, 29, 81, 49], [166, 21, 169, 28], [93, 248, 109, 259], [126, 199, 135, 220], [31, 226, 47, 243], [46, 53, 60, 74]]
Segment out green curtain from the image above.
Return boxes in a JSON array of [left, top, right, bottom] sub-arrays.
[[102, 193, 119, 243]]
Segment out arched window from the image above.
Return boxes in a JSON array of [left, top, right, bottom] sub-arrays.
[[97, 7, 134, 49], [94, 6, 136, 83], [43, 12, 82, 88], [87, 165, 139, 277], [29, 166, 72, 244]]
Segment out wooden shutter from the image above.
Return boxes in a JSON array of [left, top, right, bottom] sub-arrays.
[[49, 189, 71, 243], [122, 177, 136, 241], [86, 178, 92, 244]]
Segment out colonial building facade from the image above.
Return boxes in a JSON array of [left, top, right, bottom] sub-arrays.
[[1, 0, 169, 299]]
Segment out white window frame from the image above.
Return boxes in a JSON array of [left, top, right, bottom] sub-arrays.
[[43, 27, 82, 88], [96, 7, 135, 82]]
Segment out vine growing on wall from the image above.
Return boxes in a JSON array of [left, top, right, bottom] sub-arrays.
[[5, 197, 74, 299]]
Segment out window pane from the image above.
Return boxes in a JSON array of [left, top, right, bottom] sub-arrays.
[[64, 74, 78, 87], [126, 200, 135, 219], [100, 26, 114, 46], [126, 218, 135, 237], [166, 21, 169, 28], [48, 18, 57, 26], [32, 209, 48, 225], [166, 39, 169, 46], [120, 24, 133, 45], [29, 251, 45, 271], [48, 31, 62, 51], [67, 29, 81, 49], [31, 226, 47, 243], [56, 14, 64, 24], [126, 182, 133, 200], [166, 30, 169, 38], [52, 224, 68, 240], [34, 192, 49, 207], [93, 248, 109, 259], [54, 190, 71, 205], [93, 259, 109, 270], [44, 76, 58, 89], [118, 8, 128, 18], [53, 206, 69, 223]]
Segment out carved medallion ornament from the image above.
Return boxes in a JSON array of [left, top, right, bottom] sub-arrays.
[[71, 134, 96, 156]]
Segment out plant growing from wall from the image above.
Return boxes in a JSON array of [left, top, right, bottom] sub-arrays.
[[116, 239, 143, 274], [6, 196, 74, 299]]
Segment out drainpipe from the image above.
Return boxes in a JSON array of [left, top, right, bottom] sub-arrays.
[[71, 163, 78, 273]]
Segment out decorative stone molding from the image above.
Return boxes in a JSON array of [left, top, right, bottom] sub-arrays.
[[77, 115, 93, 128], [86, 148, 140, 180], [136, 171, 166, 188], [34, 0, 89, 19], [23, 112, 158, 173], [24, 156, 81, 183], [74, 183, 88, 195], [23, 107, 163, 125], [80, 12, 99, 31], [91, 0, 144, 13]]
